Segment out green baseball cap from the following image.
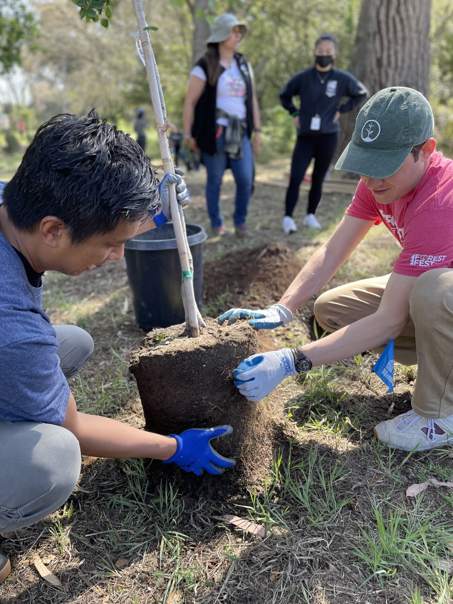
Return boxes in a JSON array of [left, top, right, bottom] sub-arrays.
[[335, 86, 434, 178], [206, 13, 247, 44]]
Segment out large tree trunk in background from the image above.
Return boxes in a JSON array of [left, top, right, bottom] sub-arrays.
[[187, 0, 210, 65], [337, 0, 432, 160]]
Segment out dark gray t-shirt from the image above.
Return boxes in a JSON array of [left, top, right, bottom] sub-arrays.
[[0, 195, 69, 424]]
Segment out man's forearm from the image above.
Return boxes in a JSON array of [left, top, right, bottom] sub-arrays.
[[66, 410, 177, 460], [299, 311, 406, 367], [279, 217, 373, 313], [279, 244, 341, 312]]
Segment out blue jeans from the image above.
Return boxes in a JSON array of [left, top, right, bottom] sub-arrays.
[[202, 132, 253, 228]]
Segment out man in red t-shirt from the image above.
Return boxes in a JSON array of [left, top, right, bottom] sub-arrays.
[[219, 86, 453, 452]]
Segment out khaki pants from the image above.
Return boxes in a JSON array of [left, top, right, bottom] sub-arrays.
[[314, 268, 453, 418]]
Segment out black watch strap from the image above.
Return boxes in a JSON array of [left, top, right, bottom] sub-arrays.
[[291, 349, 313, 373]]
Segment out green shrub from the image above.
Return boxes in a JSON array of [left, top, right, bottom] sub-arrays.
[[4, 131, 22, 154]]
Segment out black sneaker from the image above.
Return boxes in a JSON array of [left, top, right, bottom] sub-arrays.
[[0, 550, 11, 583]]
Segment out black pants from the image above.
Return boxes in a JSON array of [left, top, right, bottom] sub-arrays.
[[284, 132, 338, 217], [136, 133, 147, 152]]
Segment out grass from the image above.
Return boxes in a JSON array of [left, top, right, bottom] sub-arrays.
[[355, 499, 452, 602], [71, 351, 133, 416], [287, 365, 361, 437], [1, 159, 452, 603], [262, 444, 353, 528]]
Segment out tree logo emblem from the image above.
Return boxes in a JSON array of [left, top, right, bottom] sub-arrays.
[[361, 120, 381, 143]]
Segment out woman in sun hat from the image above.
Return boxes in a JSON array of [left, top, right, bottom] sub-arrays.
[[183, 13, 262, 237]]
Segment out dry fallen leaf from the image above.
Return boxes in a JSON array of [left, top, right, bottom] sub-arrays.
[[32, 554, 63, 589], [219, 515, 266, 538], [82, 455, 97, 468], [167, 590, 184, 604], [406, 478, 453, 498]]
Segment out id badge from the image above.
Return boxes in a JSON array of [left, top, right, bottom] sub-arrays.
[[310, 114, 321, 131]]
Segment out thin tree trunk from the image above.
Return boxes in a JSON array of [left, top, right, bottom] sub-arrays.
[[187, 0, 210, 65], [337, 0, 432, 159], [133, 0, 204, 336]]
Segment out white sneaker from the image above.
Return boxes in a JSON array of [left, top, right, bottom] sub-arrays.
[[282, 216, 297, 235], [374, 409, 453, 451], [303, 214, 322, 229]]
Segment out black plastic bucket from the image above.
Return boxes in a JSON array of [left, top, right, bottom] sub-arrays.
[[125, 223, 207, 330]]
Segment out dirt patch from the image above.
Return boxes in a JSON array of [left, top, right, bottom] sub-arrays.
[[203, 241, 316, 347], [130, 319, 291, 491], [204, 242, 303, 309]]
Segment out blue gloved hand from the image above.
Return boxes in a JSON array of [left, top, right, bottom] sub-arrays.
[[163, 425, 235, 476], [233, 349, 296, 402], [218, 303, 293, 329], [154, 169, 191, 226]]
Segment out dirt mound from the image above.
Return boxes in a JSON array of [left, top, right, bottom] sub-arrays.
[[204, 243, 302, 309]]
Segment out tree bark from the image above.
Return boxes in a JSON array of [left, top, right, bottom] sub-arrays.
[[338, 0, 432, 159], [187, 0, 210, 65]]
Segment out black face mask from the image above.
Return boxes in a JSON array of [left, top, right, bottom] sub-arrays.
[[315, 55, 334, 68]]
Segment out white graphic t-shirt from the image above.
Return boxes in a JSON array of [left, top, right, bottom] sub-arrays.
[[191, 60, 246, 125]]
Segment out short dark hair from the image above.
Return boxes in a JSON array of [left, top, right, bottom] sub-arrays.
[[4, 110, 159, 242], [411, 141, 426, 162], [315, 34, 338, 49]]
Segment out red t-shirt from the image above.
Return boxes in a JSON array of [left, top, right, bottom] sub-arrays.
[[346, 151, 453, 276]]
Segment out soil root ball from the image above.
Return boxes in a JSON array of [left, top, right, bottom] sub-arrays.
[[130, 319, 288, 486]]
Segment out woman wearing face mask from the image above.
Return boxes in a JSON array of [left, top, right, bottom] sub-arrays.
[[280, 34, 367, 232], [183, 13, 262, 237]]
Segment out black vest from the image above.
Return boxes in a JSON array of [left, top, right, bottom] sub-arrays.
[[191, 53, 254, 155]]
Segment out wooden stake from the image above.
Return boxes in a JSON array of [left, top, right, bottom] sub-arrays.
[[132, 0, 204, 336]]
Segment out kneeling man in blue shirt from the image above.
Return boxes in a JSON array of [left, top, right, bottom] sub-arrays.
[[0, 112, 234, 582]]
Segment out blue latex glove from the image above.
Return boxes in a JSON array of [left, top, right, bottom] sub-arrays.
[[218, 303, 293, 329], [233, 349, 296, 402], [163, 425, 235, 476], [154, 169, 191, 226], [372, 339, 395, 393]]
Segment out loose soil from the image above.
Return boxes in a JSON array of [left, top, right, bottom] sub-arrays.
[[204, 242, 303, 309]]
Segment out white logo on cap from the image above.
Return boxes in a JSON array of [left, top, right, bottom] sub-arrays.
[[361, 120, 381, 143]]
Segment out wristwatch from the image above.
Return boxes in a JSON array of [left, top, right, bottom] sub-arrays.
[[291, 349, 313, 373]]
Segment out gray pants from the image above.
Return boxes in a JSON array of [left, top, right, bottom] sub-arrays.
[[0, 325, 93, 532]]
